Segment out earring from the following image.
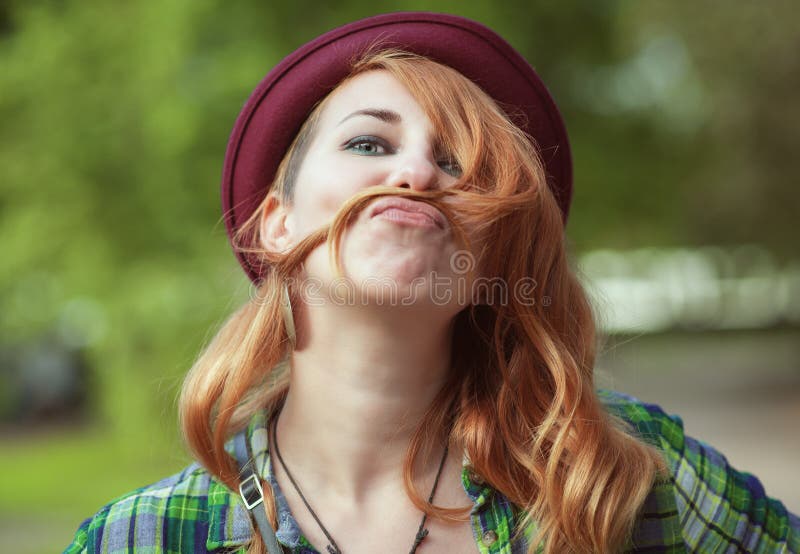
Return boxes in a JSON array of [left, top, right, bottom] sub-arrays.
[[281, 282, 296, 349]]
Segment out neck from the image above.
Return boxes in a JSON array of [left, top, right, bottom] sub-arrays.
[[274, 301, 456, 502]]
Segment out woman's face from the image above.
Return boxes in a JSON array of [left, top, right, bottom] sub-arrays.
[[263, 70, 475, 311]]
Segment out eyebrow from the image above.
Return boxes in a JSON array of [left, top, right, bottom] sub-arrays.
[[338, 108, 402, 126]]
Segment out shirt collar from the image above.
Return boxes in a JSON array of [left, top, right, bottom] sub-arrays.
[[205, 398, 688, 553], [205, 409, 492, 551], [206, 410, 271, 551]]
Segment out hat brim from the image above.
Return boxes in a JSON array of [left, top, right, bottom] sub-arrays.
[[222, 11, 572, 283]]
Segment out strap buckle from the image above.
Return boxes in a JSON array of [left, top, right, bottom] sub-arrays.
[[239, 473, 264, 510]]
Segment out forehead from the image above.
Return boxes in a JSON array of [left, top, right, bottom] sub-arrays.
[[315, 70, 431, 131]]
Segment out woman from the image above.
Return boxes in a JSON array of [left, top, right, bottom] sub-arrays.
[[66, 12, 798, 554]]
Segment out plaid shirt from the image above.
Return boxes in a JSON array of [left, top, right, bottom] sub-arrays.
[[64, 389, 800, 553]]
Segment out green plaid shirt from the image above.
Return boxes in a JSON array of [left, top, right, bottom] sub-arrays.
[[64, 390, 799, 553]]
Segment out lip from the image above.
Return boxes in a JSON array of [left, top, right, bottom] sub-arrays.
[[369, 197, 447, 230]]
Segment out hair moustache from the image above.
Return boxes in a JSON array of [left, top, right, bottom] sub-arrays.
[[260, 183, 539, 288]]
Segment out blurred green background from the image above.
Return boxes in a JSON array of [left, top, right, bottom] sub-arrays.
[[1, 1, 798, 552]]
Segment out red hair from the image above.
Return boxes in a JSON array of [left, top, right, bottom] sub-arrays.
[[180, 50, 666, 554]]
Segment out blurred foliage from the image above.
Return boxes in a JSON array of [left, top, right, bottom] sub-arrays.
[[0, 1, 798, 550]]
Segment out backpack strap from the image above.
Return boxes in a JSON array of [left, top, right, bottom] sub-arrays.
[[233, 430, 284, 554]]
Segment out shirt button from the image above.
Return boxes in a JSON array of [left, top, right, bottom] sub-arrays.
[[482, 530, 498, 546]]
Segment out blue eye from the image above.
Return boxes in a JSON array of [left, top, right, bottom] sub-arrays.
[[344, 136, 391, 156], [437, 158, 462, 178]]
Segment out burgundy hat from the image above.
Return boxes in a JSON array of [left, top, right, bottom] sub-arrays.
[[222, 12, 572, 282]]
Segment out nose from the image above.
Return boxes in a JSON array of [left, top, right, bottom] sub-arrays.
[[384, 152, 439, 191]]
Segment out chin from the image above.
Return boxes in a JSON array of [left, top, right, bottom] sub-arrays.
[[355, 265, 469, 311], [301, 243, 468, 309], [352, 256, 438, 284]]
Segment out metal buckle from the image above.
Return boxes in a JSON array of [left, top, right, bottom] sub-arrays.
[[239, 474, 264, 510]]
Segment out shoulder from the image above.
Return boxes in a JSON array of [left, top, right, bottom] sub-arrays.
[[596, 388, 685, 452], [596, 388, 800, 553], [63, 462, 249, 554]]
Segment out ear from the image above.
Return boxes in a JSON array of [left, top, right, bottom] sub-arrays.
[[259, 193, 295, 254]]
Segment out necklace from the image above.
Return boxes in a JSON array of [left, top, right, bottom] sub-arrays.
[[271, 414, 449, 554]]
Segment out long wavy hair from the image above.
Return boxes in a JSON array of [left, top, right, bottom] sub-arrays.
[[180, 49, 666, 554]]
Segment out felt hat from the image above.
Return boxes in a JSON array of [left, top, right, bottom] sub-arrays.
[[221, 12, 572, 282]]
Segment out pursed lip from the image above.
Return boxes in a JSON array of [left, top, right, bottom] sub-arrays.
[[369, 197, 447, 230]]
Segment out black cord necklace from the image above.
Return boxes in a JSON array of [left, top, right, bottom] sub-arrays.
[[271, 414, 449, 554]]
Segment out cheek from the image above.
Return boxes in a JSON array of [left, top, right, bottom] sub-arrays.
[[290, 159, 379, 238], [290, 177, 346, 237]]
